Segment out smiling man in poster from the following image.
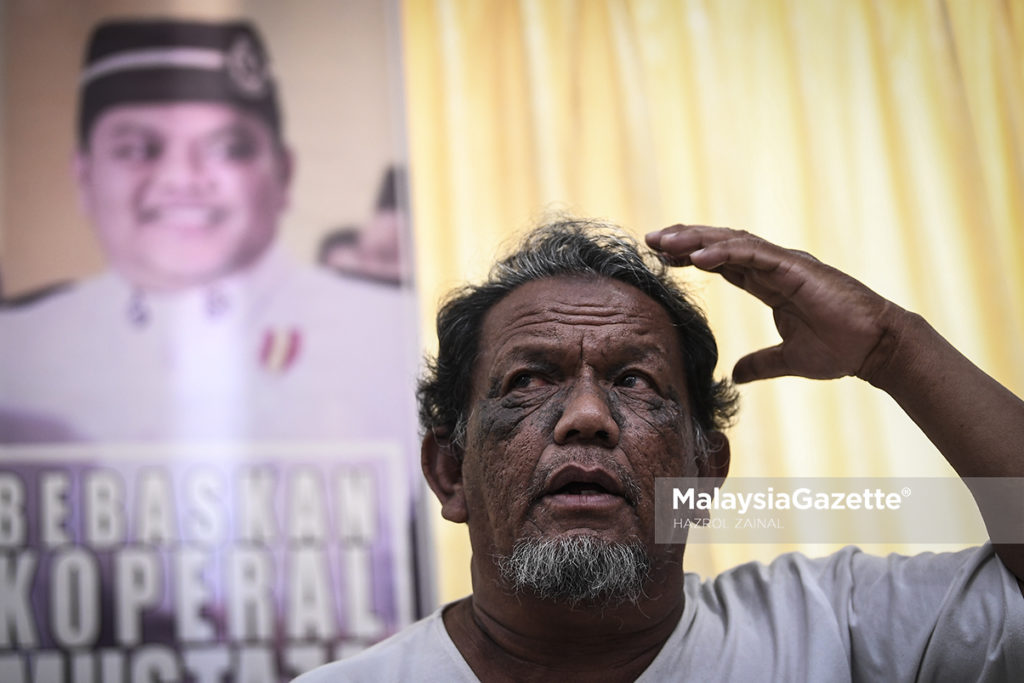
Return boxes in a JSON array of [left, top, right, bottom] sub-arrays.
[[0, 20, 417, 444], [0, 16, 425, 682]]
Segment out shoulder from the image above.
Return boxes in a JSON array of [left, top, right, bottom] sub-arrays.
[[1, 280, 75, 308], [683, 545, 1024, 680], [270, 263, 415, 322], [678, 550, 858, 642], [693, 544, 1019, 619], [294, 607, 476, 682], [0, 274, 118, 331]]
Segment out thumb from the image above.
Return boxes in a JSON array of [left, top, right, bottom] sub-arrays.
[[733, 345, 789, 383]]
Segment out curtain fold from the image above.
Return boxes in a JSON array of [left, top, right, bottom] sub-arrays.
[[403, 0, 1024, 602]]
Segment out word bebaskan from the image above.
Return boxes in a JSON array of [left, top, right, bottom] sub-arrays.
[[0, 464, 395, 682]]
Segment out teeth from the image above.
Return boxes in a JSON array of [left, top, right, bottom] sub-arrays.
[[141, 206, 221, 225]]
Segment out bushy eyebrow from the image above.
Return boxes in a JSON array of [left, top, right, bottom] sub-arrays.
[[204, 123, 259, 142], [106, 122, 159, 138]]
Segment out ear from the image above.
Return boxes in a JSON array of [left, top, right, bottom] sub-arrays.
[[697, 430, 730, 491], [421, 430, 467, 523]]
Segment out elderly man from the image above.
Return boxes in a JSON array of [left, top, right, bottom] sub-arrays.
[[296, 218, 1023, 681], [0, 19, 416, 442]]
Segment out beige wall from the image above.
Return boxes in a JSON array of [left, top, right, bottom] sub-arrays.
[[0, 0, 407, 295]]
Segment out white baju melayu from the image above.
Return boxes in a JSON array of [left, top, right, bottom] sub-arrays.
[[0, 248, 420, 444]]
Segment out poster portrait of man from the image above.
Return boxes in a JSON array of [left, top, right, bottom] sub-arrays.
[[0, 3, 428, 681]]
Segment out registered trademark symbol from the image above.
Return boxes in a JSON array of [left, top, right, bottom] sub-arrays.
[[901, 487, 912, 497]]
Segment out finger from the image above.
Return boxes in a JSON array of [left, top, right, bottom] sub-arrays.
[[649, 228, 825, 309], [732, 345, 790, 384], [716, 264, 799, 309], [644, 224, 742, 255], [688, 238, 789, 272], [645, 223, 698, 250], [694, 243, 823, 307], [644, 223, 686, 249], [649, 228, 809, 295]]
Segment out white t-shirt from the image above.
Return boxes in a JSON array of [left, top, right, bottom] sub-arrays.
[[293, 544, 1024, 682]]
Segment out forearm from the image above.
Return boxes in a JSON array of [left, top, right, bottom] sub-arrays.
[[861, 306, 1024, 580]]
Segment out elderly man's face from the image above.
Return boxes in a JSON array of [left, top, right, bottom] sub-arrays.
[[75, 102, 291, 291], [458, 276, 703, 564]]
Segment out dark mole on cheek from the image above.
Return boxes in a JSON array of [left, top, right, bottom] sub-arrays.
[[485, 378, 501, 400], [471, 388, 566, 449], [617, 388, 687, 437], [469, 378, 525, 451], [658, 389, 687, 427]]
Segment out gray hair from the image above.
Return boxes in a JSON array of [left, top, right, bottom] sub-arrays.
[[417, 217, 738, 455], [496, 535, 651, 607]]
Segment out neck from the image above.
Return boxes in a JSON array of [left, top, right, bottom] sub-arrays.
[[117, 245, 277, 295], [445, 552, 685, 681]]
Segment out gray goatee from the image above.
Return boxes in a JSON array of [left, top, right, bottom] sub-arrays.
[[496, 535, 651, 607]]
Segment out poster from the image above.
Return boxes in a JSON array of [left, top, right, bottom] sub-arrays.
[[0, 2, 429, 680], [0, 443, 415, 681]]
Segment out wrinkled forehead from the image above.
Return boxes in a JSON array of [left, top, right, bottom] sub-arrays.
[[473, 275, 687, 388]]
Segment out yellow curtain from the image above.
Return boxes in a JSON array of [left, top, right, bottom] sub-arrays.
[[402, 0, 1024, 603]]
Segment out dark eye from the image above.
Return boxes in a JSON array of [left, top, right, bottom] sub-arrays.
[[617, 372, 653, 390], [208, 130, 261, 162], [112, 137, 161, 162], [510, 372, 535, 390], [505, 370, 552, 394]]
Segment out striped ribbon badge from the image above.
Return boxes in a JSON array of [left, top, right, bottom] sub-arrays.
[[260, 328, 302, 373]]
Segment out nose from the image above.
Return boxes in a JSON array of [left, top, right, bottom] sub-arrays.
[[553, 377, 620, 446], [153, 145, 213, 197]]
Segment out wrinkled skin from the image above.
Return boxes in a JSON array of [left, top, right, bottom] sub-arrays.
[[423, 275, 730, 681], [457, 276, 708, 563]]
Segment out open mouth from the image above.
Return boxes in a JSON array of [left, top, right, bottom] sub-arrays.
[[539, 465, 633, 509], [550, 482, 615, 496]]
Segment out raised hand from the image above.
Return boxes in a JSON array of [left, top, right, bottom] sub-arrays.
[[648, 223, 1024, 582], [646, 224, 903, 385]]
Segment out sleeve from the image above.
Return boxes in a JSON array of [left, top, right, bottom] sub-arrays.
[[808, 543, 1024, 682]]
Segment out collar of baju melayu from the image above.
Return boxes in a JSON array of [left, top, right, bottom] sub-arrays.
[[115, 247, 291, 329]]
